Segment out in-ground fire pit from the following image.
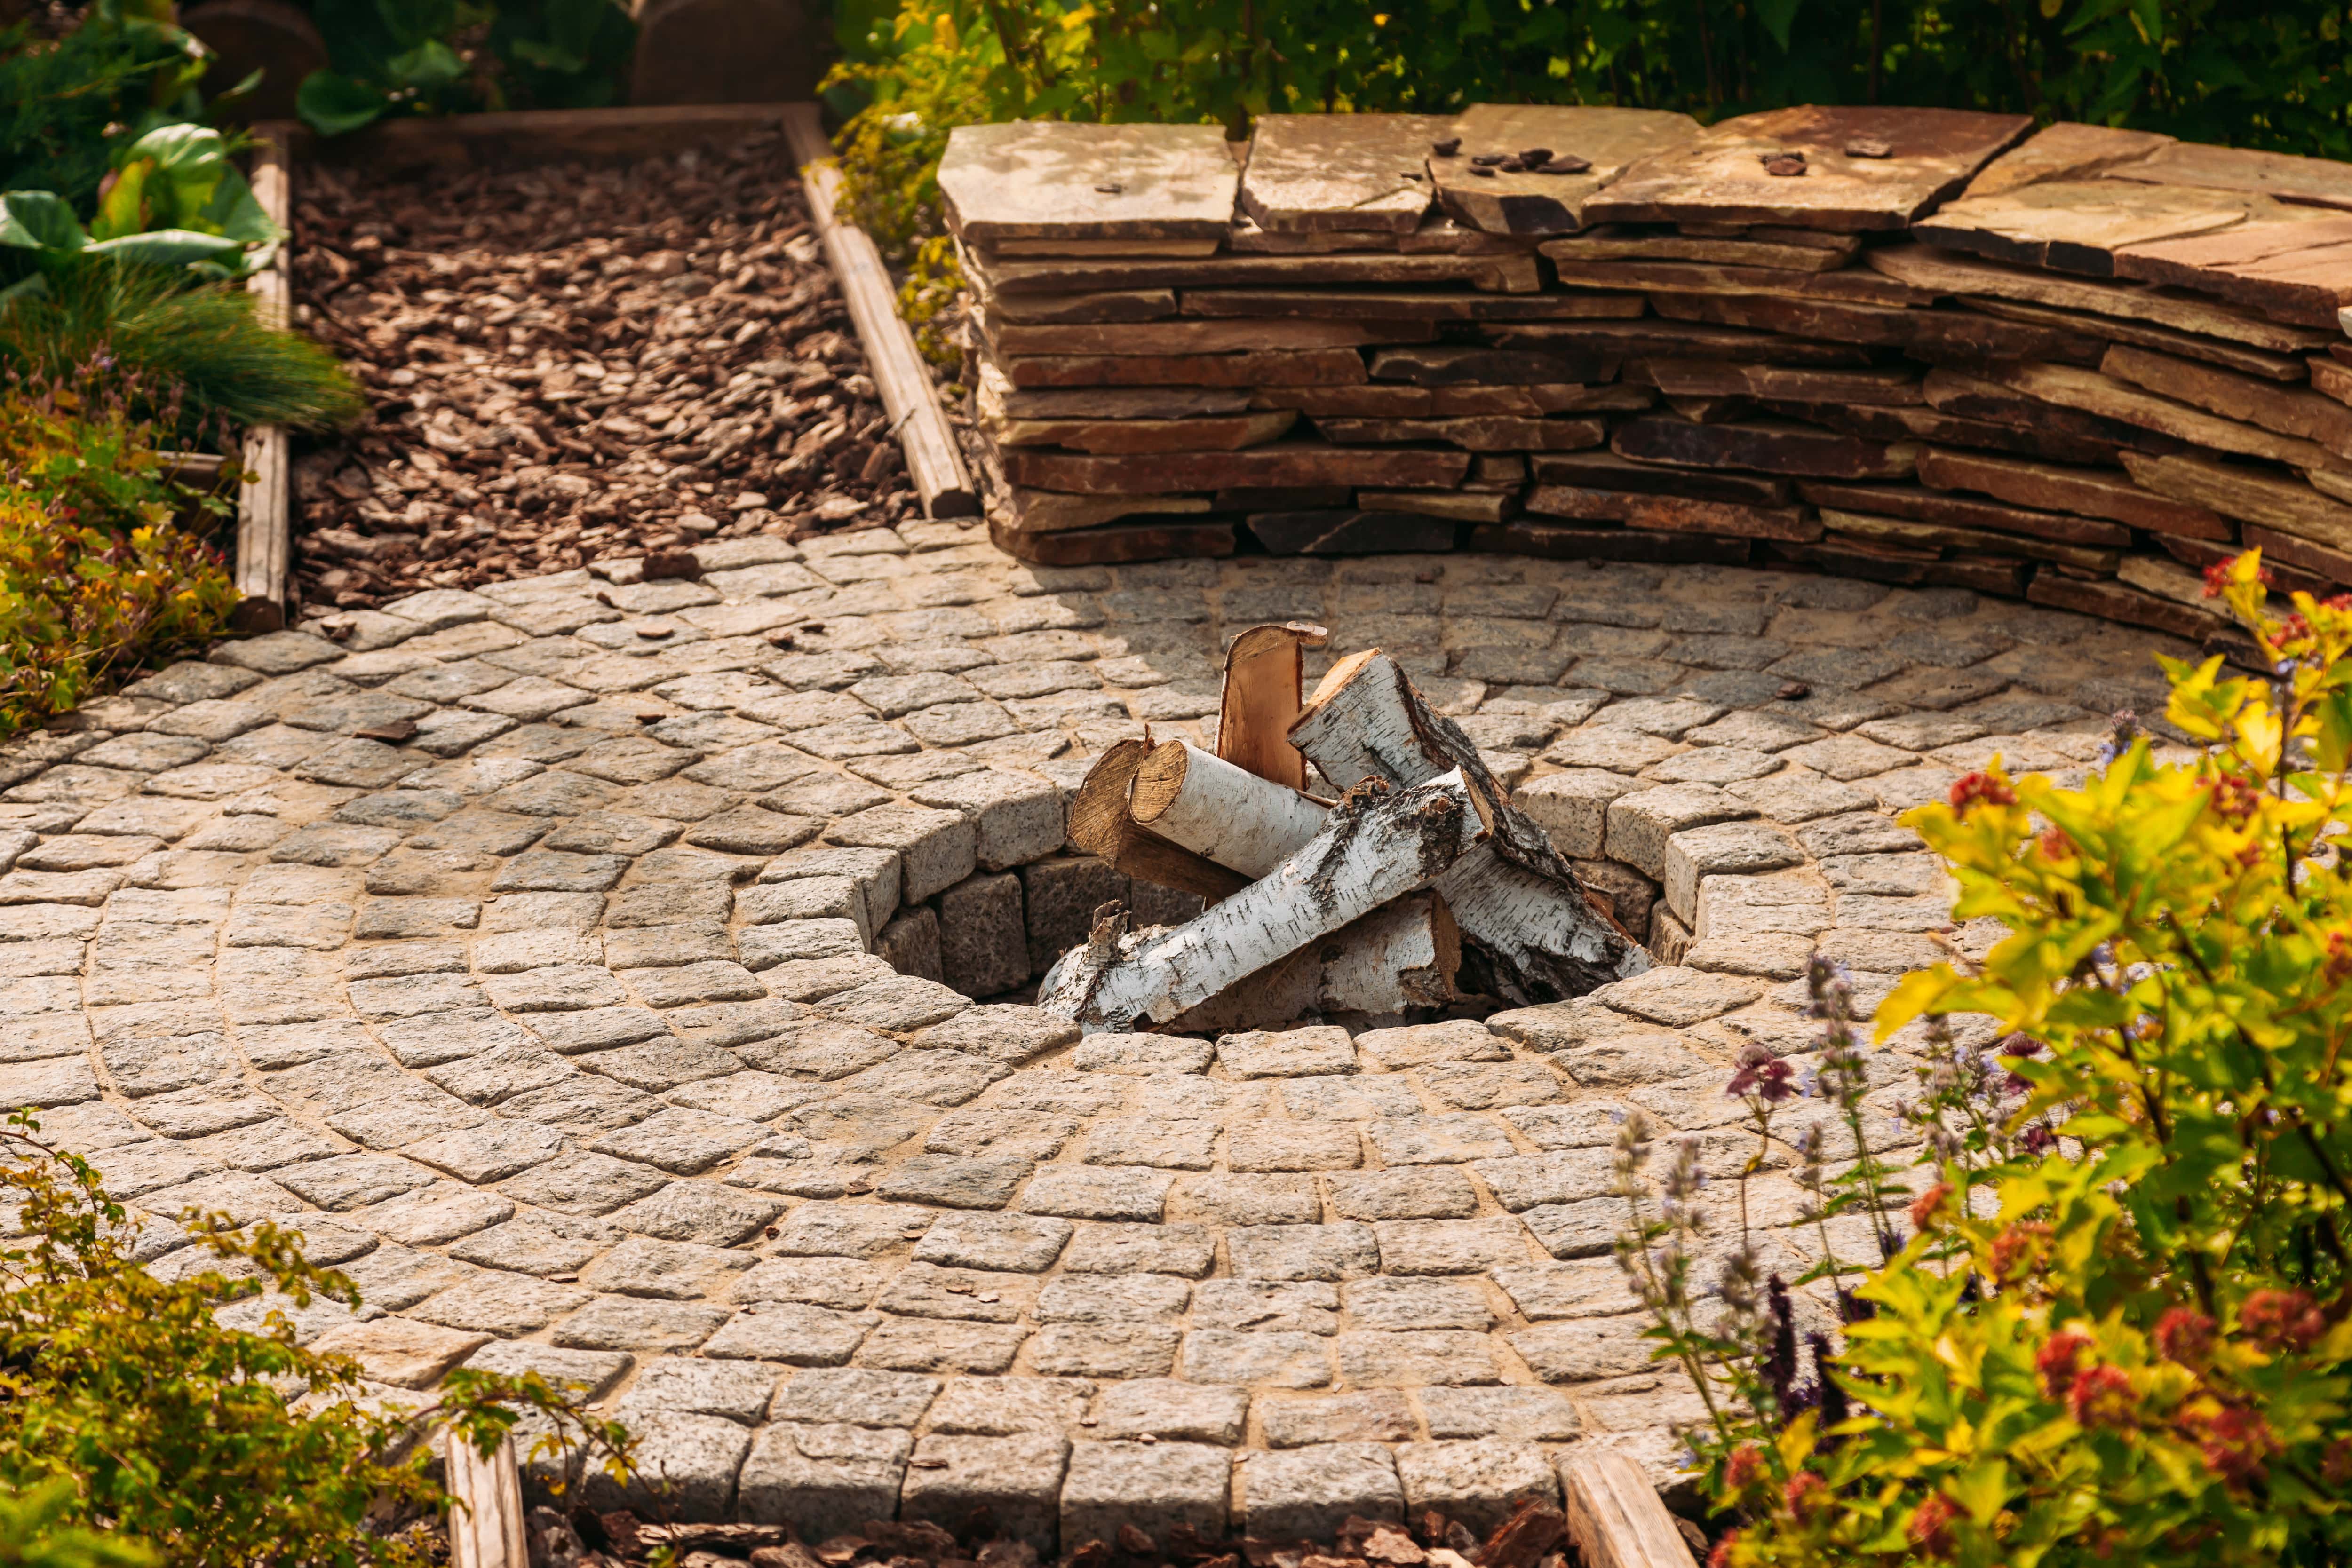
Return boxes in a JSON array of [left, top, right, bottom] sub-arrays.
[[1040, 627, 1646, 1035]]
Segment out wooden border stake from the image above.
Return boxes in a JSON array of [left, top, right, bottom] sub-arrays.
[[445, 1432, 528, 1568], [231, 121, 296, 634], [782, 103, 979, 520], [1561, 1450, 1698, 1568], [1216, 621, 1328, 790]]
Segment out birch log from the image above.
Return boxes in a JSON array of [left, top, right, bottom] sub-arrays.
[[446, 1433, 528, 1568], [1217, 621, 1328, 790], [1317, 889, 1460, 1011], [1164, 890, 1462, 1033], [1290, 649, 1649, 1000], [1129, 739, 1330, 878], [1068, 738, 1250, 901], [1038, 771, 1482, 1031], [1561, 1450, 1698, 1568]]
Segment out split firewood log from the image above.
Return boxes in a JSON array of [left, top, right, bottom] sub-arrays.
[[1289, 649, 1650, 1001], [1216, 620, 1328, 789], [1162, 889, 1462, 1032], [1066, 736, 1250, 900], [1128, 738, 1330, 877], [1037, 770, 1483, 1031]]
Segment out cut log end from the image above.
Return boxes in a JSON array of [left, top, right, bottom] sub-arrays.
[[1127, 739, 1192, 824], [1216, 619, 1331, 792]]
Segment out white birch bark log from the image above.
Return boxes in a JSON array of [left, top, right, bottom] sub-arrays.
[[1129, 740, 1331, 879], [1290, 650, 1649, 1000], [1037, 770, 1482, 1031], [1318, 890, 1460, 1013], [1163, 890, 1461, 1033]]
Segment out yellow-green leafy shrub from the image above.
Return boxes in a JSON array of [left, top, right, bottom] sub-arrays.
[[0, 1110, 636, 1567], [1627, 549, 2352, 1567], [0, 392, 236, 736]]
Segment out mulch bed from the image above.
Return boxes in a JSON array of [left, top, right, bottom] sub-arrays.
[[506, 1496, 1696, 1568], [287, 130, 921, 613]]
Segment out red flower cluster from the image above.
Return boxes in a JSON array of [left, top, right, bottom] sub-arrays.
[[1908, 1181, 1953, 1234], [1723, 1444, 1768, 1494], [2037, 1329, 2093, 1399], [2201, 555, 2274, 597], [1949, 771, 2017, 815], [1782, 1472, 1828, 1522], [2153, 1307, 2217, 1366], [1727, 1046, 1795, 1104], [2185, 1405, 2273, 1485], [2209, 775, 2262, 824], [1989, 1220, 2051, 1283], [2241, 1288, 2328, 1352], [2068, 1364, 2139, 1429], [1907, 1495, 1960, 1557]]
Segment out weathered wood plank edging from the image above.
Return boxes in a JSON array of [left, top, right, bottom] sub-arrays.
[[445, 1432, 528, 1568], [782, 103, 980, 519], [230, 120, 295, 633]]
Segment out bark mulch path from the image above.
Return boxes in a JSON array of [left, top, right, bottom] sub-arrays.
[[288, 131, 920, 614]]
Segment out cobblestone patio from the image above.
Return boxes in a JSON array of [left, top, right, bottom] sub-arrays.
[[0, 525, 2190, 1538]]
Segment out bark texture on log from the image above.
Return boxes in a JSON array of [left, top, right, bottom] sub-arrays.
[[1130, 740, 1331, 878], [1163, 889, 1461, 1033], [447, 1434, 528, 1568], [1038, 771, 1483, 1030], [1289, 650, 1649, 1001]]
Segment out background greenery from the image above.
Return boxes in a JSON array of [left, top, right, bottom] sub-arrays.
[[825, 0, 2352, 256]]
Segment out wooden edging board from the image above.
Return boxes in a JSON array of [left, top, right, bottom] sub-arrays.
[[781, 103, 980, 519], [445, 1432, 527, 1568], [1562, 1449, 1700, 1568], [231, 120, 296, 634]]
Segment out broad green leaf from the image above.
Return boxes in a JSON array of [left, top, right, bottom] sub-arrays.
[[0, 193, 88, 252], [298, 71, 393, 137]]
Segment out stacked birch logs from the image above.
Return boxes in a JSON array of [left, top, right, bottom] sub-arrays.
[[943, 108, 2352, 647], [1038, 622, 1649, 1034]]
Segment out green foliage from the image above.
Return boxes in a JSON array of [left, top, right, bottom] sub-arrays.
[[0, 1107, 637, 1566], [0, 389, 237, 736], [1625, 550, 2352, 1567], [0, 125, 279, 278], [0, 260, 363, 438], [0, 1482, 155, 1568], [0, 1, 215, 216], [825, 0, 2352, 262], [295, 0, 636, 135], [493, 0, 638, 109]]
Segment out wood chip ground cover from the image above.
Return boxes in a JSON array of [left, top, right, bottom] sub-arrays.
[[288, 133, 921, 612]]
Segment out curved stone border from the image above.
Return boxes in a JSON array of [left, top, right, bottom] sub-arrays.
[[0, 525, 2187, 1536]]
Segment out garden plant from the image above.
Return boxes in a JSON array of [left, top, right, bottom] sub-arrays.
[[0, 1108, 639, 1566], [1617, 548, 2352, 1566]]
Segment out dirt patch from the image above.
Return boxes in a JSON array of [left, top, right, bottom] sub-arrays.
[[287, 132, 920, 612]]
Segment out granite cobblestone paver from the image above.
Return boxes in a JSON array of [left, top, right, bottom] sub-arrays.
[[2, 527, 2195, 1540]]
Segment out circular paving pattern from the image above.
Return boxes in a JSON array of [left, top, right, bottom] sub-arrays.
[[0, 525, 2194, 1538]]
